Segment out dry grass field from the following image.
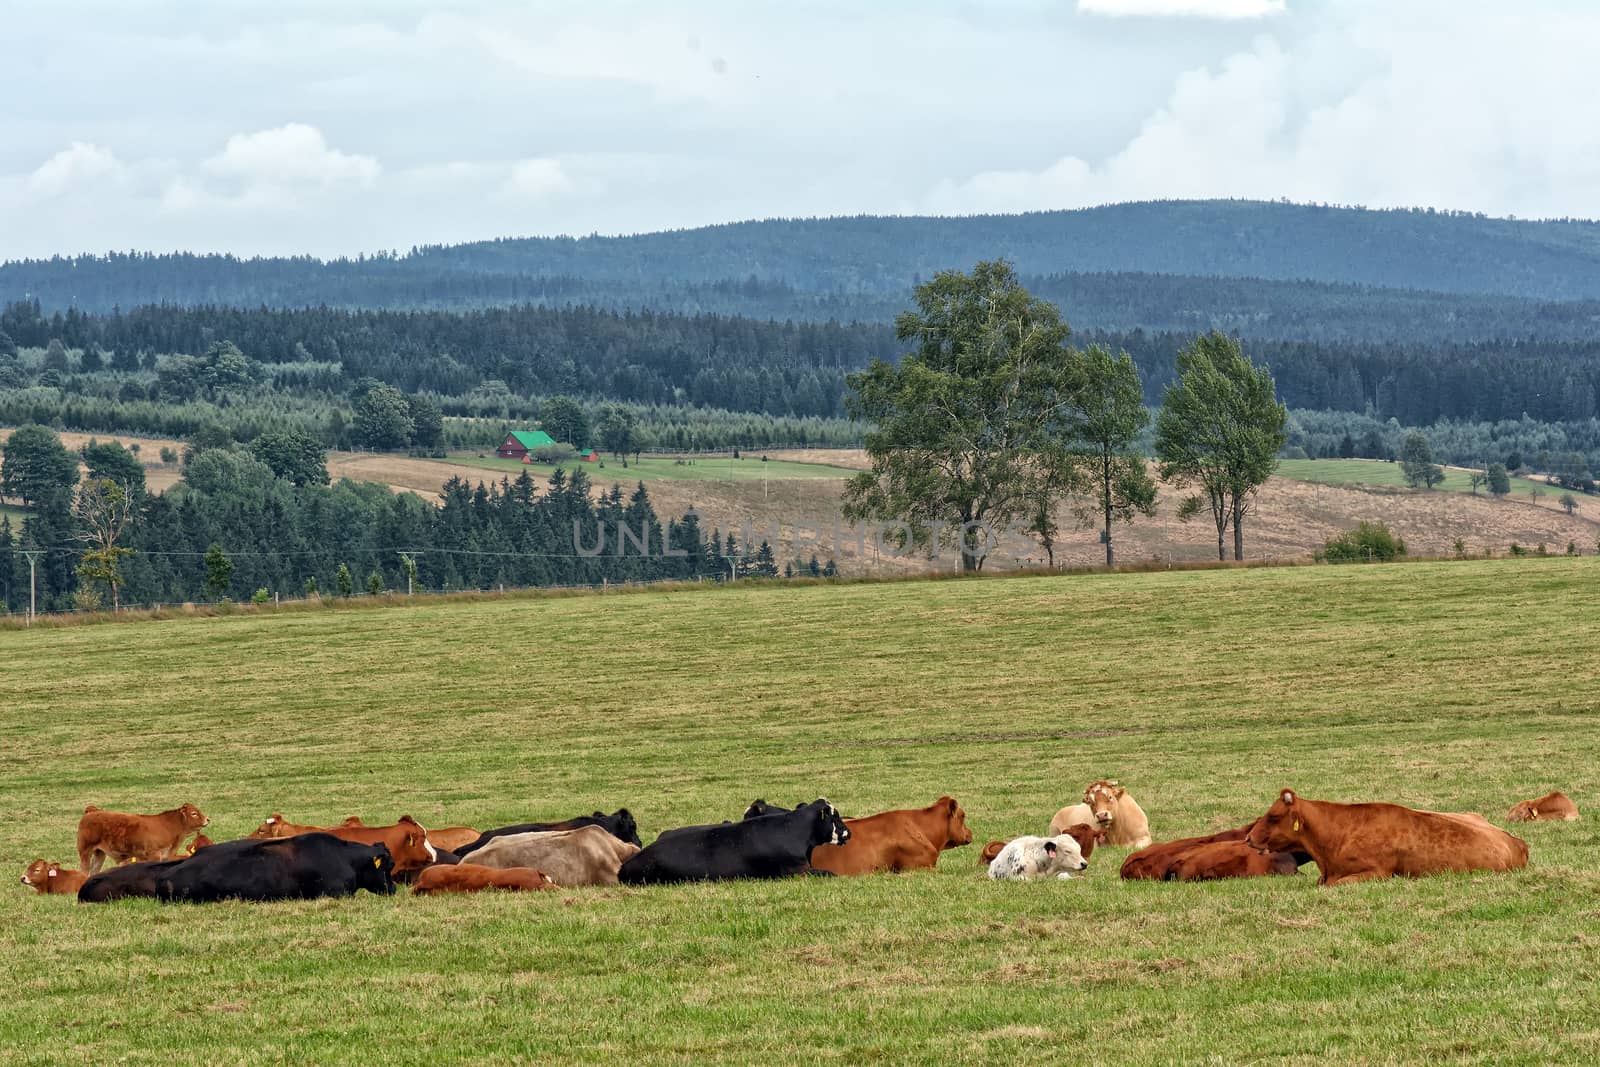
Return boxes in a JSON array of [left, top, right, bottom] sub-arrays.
[[2, 559, 1598, 1063]]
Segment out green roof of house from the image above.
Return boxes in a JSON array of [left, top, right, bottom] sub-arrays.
[[507, 430, 557, 449]]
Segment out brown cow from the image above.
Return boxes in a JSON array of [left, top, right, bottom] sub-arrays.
[[466, 825, 640, 886], [77, 803, 210, 873], [424, 827, 481, 853], [411, 863, 555, 895], [1167, 840, 1301, 882], [1507, 791, 1581, 823], [1120, 826, 1250, 880], [809, 796, 972, 876], [313, 816, 437, 872], [1245, 789, 1529, 886], [20, 860, 89, 895], [248, 814, 366, 839], [981, 823, 1105, 867]]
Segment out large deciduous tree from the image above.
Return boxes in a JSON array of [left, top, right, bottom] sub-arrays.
[[353, 384, 415, 450], [1399, 432, 1445, 489], [1068, 344, 1157, 566], [251, 429, 330, 486], [1, 424, 79, 509], [1155, 332, 1287, 561], [540, 396, 589, 449], [74, 478, 136, 610], [843, 261, 1081, 572]]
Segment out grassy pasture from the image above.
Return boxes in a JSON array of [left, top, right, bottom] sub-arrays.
[[442, 452, 857, 481], [1276, 457, 1569, 499], [2, 560, 1599, 1063]]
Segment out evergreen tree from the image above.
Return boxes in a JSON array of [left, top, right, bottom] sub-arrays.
[[203, 543, 233, 600]]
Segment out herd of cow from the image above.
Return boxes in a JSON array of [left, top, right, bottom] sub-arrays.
[[16, 781, 1582, 903]]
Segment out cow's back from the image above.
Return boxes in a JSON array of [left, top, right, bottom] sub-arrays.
[[470, 826, 632, 886]]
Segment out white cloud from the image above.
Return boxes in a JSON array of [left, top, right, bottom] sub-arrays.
[[1079, 0, 1285, 16], [504, 158, 573, 199], [202, 123, 379, 188], [27, 142, 123, 196]]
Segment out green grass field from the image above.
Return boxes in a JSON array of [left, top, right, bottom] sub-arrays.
[[4, 561, 1598, 1063], [443, 452, 856, 481], [1276, 457, 1565, 498], [0, 501, 26, 524]]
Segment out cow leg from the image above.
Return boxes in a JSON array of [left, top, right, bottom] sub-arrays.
[[891, 839, 942, 873], [1321, 869, 1386, 887], [82, 848, 105, 875]]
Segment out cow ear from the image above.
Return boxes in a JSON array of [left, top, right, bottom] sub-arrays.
[[942, 796, 956, 813], [1281, 790, 1296, 805]]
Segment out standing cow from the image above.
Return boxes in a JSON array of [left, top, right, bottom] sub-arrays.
[[77, 803, 210, 873]]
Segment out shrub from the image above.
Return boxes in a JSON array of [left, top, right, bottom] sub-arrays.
[[1567, 541, 1578, 556], [251, 588, 271, 605], [1322, 521, 1407, 563], [1509, 543, 1528, 557], [1453, 537, 1467, 559]]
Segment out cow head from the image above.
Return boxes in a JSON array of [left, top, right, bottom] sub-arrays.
[[604, 809, 642, 847], [807, 799, 850, 848], [392, 816, 438, 871], [357, 846, 398, 895], [1245, 790, 1306, 853], [20, 859, 51, 891], [249, 814, 287, 839], [1506, 800, 1537, 823], [743, 799, 792, 820], [337, 816, 366, 828], [185, 834, 214, 856], [937, 796, 973, 848], [1062, 822, 1106, 860], [1047, 834, 1089, 873], [179, 803, 210, 829], [1083, 781, 1125, 826]]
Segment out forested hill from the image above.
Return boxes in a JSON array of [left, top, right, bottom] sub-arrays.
[[9, 201, 1600, 319]]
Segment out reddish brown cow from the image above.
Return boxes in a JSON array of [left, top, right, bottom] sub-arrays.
[[981, 823, 1105, 867], [809, 797, 972, 876], [411, 863, 555, 895], [1120, 826, 1250, 880], [77, 803, 210, 873], [248, 814, 366, 839], [1167, 840, 1301, 882], [1245, 789, 1529, 886], [314, 816, 438, 872], [1506, 791, 1581, 823], [424, 827, 481, 852], [20, 860, 89, 895]]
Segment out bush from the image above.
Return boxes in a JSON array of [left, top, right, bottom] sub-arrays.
[[1509, 542, 1528, 557], [1321, 521, 1407, 563], [251, 588, 271, 605]]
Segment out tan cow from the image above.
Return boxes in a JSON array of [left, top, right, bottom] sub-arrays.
[[1245, 789, 1529, 886], [467, 824, 641, 886], [424, 827, 482, 852], [1050, 781, 1150, 849], [1506, 791, 1580, 823], [77, 803, 210, 873]]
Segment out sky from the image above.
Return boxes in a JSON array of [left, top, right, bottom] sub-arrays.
[[4, 0, 1597, 258]]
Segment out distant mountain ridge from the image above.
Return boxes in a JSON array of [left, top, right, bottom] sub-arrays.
[[8, 200, 1600, 325]]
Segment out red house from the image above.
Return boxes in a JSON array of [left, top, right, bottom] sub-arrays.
[[496, 430, 557, 459]]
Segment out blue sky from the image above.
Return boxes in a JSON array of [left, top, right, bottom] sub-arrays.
[[3, 1, 1594, 257]]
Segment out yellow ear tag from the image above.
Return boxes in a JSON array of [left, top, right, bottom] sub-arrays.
[[406, 835, 414, 847], [373, 857, 381, 868], [1292, 819, 1300, 832], [1532, 809, 1539, 819]]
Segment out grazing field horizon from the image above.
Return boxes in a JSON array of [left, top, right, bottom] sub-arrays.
[[4, 560, 1599, 1062]]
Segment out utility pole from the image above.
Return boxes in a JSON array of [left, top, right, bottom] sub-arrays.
[[22, 549, 40, 626]]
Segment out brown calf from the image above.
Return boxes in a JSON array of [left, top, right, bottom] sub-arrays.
[[248, 814, 366, 839], [1120, 826, 1250, 880], [1506, 791, 1580, 823], [21, 860, 89, 895], [424, 827, 482, 852], [1245, 789, 1529, 886], [1166, 840, 1301, 881], [411, 863, 554, 895], [77, 803, 210, 873]]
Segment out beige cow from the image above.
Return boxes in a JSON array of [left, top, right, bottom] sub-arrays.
[[1049, 780, 1150, 849], [466, 824, 641, 886]]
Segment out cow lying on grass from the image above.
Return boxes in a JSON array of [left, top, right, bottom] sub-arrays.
[[411, 863, 555, 895], [1050, 781, 1150, 849], [248, 814, 366, 839], [153, 834, 397, 903], [467, 825, 641, 886], [619, 799, 848, 884], [1506, 791, 1580, 823], [456, 809, 641, 856], [1167, 840, 1301, 881], [77, 803, 210, 872], [20, 860, 88, 896], [987, 835, 1089, 880], [982, 823, 1105, 867], [747, 797, 972, 876], [307, 816, 437, 873], [1245, 789, 1530, 886]]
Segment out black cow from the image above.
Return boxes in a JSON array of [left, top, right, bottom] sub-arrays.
[[393, 847, 460, 886], [455, 809, 640, 856], [153, 833, 396, 903], [618, 799, 849, 885], [79, 837, 261, 903], [742, 799, 792, 820]]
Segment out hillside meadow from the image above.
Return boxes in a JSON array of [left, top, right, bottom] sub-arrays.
[[2, 560, 1599, 1063]]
